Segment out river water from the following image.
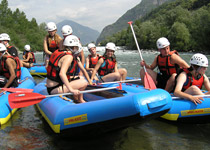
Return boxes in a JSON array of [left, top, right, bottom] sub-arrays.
[[1, 49, 210, 150]]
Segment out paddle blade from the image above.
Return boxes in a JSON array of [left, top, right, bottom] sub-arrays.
[[9, 93, 46, 109], [144, 72, 156, 90], [2, 88, 33, 93]]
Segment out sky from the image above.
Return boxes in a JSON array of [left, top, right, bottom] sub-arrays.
[[7, 0, 141, 32]]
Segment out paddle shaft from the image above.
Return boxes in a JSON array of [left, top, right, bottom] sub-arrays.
[[128, 21, 147, 73], [45, 86, 118, 98], [172, 94, 210, 99], [99, 78, 141, 85]]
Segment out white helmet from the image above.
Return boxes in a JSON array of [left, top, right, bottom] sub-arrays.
[[46, 22, 57, 31], [87, 43, 96, 50], [105, 42, 116, 51], [24, 45, 31, 51], [63, 35, 80, 47], [63, 35, 82, 55], [0, 43, 7, 52], [61, 25, 73, 36], [0, 33, 10, 41], [190, 53, 208, 67], [156, 37, 170, 49]]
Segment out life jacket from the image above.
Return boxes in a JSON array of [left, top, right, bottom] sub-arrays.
[[47, 35, 59, 53], [98, 56, 116, 76], [47, 50, 78, 83], [157, 50, 180, 77], [1, 55, 21, 79], [182, 68, 204, 91], [25, 52, 36, 63], [88, 54, 100, 68]]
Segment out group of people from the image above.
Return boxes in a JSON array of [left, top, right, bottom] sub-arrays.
[[0, 32, 36, 90], [140, 37, 210, 105], [0, 21, 208, 105], [44, 22, 127, 103]]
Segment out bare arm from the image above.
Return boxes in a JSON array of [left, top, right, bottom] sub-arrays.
[[77, 57, 92, 85], [59, 55, 78, 94], [203, 74, 210, 94], [171, 54, 190, 68], [174, 72, 203, 105], [141, 56, 158, 70], [23, 53, 32, 62], [90, 58, 104, 81], [43, 36, 52, 55], [85, 56, 93, 71], [4, 58, 16, 88]]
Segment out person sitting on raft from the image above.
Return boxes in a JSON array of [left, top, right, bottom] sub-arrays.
[[85, 43, 101, 80], [46, 35, 92, 103], [21, 45, 36, 68], [59, 25, 85, 76], [140, 37, 189, 92], [174, 53, 210, 105], [0, 43, 21, 89], [43, 22, 62, 67], [0, 33, 19, 57], [90, 42, 127, 82]]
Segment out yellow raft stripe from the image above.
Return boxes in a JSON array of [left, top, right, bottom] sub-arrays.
[[181, 108, 210, 116], [0, 108, 18, 125], [36, 104, 60, 133], [161, 113, 179, 121], [30, 73, 46, 75]]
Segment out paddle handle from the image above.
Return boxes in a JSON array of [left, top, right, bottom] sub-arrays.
[[128, 21, 143, 61], [128, 21, 147, 73]]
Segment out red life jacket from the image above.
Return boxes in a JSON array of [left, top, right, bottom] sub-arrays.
[[25, 52, 36, 63], [47, 36, 59, 53], [157, 50, 180, 76], [47, 50, 78, 83], [182, 69, 204, 91], [88, 54, 99, 68], [98, 56, 116, 76], [1, 56, 21, 79]]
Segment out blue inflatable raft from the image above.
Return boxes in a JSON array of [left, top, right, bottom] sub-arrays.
[[0, 67, 36, 125], [125, 77, 210, 123], [27, 63, 47, 76], [160, 95, 210, 123], [33, 79, 172, 135]]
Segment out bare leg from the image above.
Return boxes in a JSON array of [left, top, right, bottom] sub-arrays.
[[185, 85, 204, 95], [165, 73, 177, 92], [102, 72, 121, 82], [118, 68, 127, 81], [140, 68, 157, 86]]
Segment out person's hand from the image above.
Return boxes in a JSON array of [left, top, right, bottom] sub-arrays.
[[0, 89, 5, 94], [189, 95, 204, 105], [140, 60, 146, 67], [71, 89, 80, 95]]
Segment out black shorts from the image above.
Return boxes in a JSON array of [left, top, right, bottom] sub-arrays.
[[156, 73, 170, 89]]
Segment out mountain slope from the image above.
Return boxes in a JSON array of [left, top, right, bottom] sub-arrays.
[[57, 20, 100, 45], [96, 0, 175, 44]]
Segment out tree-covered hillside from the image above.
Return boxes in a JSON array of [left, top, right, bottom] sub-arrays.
[[97, 0, 175, 44], [101, 0, 210, 53], [0, 0, 47, 51]]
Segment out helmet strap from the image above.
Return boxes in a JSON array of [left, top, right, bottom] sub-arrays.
[[0, 51, 6, 60]]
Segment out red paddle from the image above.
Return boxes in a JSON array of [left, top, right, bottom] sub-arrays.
[[9, 86, 121, 109], [1, 88, 33, 93], [128, 21, 156, 90]]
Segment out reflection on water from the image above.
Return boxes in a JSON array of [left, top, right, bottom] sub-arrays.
[[1, 50, 210, 149]]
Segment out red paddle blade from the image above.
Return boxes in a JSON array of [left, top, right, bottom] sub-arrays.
[[144, 72, 156, 90], [2, 88, 33, 93], [9, 92, 46, 109]]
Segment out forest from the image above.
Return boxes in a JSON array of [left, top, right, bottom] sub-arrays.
[[0, 0, 46, 52], [100, 0, 210, 53]]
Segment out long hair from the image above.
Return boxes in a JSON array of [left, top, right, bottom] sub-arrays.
[[47, 33, 60, 46]]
